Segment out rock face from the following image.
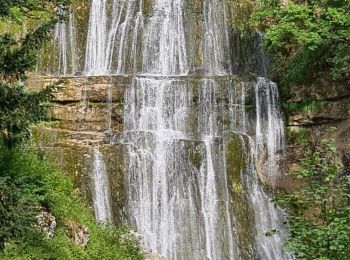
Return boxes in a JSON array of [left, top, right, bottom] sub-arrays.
[[27, 73, 349, 258], [27, 75, 288, 259], [286, 76, 350, 170], [27, 75, 261, 227], [27, 75, 130, 225]]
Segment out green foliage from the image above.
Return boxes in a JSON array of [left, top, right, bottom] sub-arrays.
[[0, 168, 38, 251], [282, 47, 330, 84], [286, 127, 311, 143], [276, 129, 350, 259], [283, 99, 328, 114], [0, 0, 71, 80], [0, 20, 60, 78], [330, 43, 350, 80], [0, 0, 71, 147], [0, 148, 144, 259], [0, 0, 71, 18], [0, 1, 143, 259], [251, 0, 350, 82], [0, 81, 63, 147]]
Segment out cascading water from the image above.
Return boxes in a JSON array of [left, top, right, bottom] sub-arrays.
[[48, 0, 291, 259], [202, 0, 231, 74], [255, 77, 285, 182], [141, 0, 188, 75], [53, 10, 77, 75], [240, 136, 288, 259], [84, 0, 139, 75], [84, 0, 109, 74], [92, 147, 113, 222], [122, 0, 290, 257]]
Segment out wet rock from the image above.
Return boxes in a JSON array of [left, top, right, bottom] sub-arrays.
[[224, 132, 256, 259], [285, 76, 350, 194], [25, 75, 129, 103], [289, 75, 350, 102], [288, 98, 350, 126], [287, 76, 350, 163]]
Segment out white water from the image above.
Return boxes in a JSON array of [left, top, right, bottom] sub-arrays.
[[141, 0, 188, 75], [243, 136, 288, 259], [51, 0, 290, 259], [202, 0, 231, 75], [123, 76, 288, 259], [255, 77, 285, 182], [92, 147, 113, 222], [84, 0, 139, 75], [54, 10, 77, 75]]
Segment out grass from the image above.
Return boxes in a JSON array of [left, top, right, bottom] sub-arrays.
[[0, 147, 144, 260]]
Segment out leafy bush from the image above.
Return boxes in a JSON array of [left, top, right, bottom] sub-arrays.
[[0, 0, 71, 147], [0, 148, 144, 259], [0, 1, 143, 259], [277, 129, 350, 259], [0, 80, 63, 148], [251, 0, 350, 82]]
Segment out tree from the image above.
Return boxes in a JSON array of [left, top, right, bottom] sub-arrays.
[[0, 0, 70, 147], [277, 129, 350, 259], [0, 0, 70, 250], [250, 0, 350, 83]]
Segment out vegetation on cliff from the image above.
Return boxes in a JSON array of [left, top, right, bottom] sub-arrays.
[[273, 129, 350, 259], [0, 148, 143, 259], [251, 0, 350, 83], [251, 2, 350, 258], [0, 0, 143, 259], [0, 0, 71, 147]]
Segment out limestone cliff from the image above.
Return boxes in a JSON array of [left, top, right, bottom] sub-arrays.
[[27, 76, 129, 224], [285, 75, 350, 180]]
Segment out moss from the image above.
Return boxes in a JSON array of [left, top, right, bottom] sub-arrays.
[[226, 135, 244, 184], [189, 146, 203, 170], [219, 113, 231, 129], [283, 99, 328, 115], [286, 126, 311, 144], [187, 0, 202, 13], [38, 0, 90, 74], [31, 127, 59, 146], [100, 144, 128, 224], [245, 105, 254, 112], [143, 0, 153, 17], [225, 133, 256, 259], [36, 120, 61, 127], [226, 0, 255, 31]]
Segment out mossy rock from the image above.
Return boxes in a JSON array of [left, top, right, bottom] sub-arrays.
[[224, 131, 257, 259], [143, 0, 153, 17]]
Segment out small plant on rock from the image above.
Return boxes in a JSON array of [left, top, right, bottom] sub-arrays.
[[278, 128, 350, 259]]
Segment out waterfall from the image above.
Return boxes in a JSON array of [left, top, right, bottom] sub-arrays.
[[48, 0, 291, 259], [141, 0, 188, 75], [242, 136, 287, 259], [53, 10, 77, 75], [92, 147, 113, 223], [122, 0, 288, 257], [84, 0, 109, 74], [202, 0, 231, 74], [255, 77, 285, 181], [84, 0, 139, 75], [124, 77, 288, 259]]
